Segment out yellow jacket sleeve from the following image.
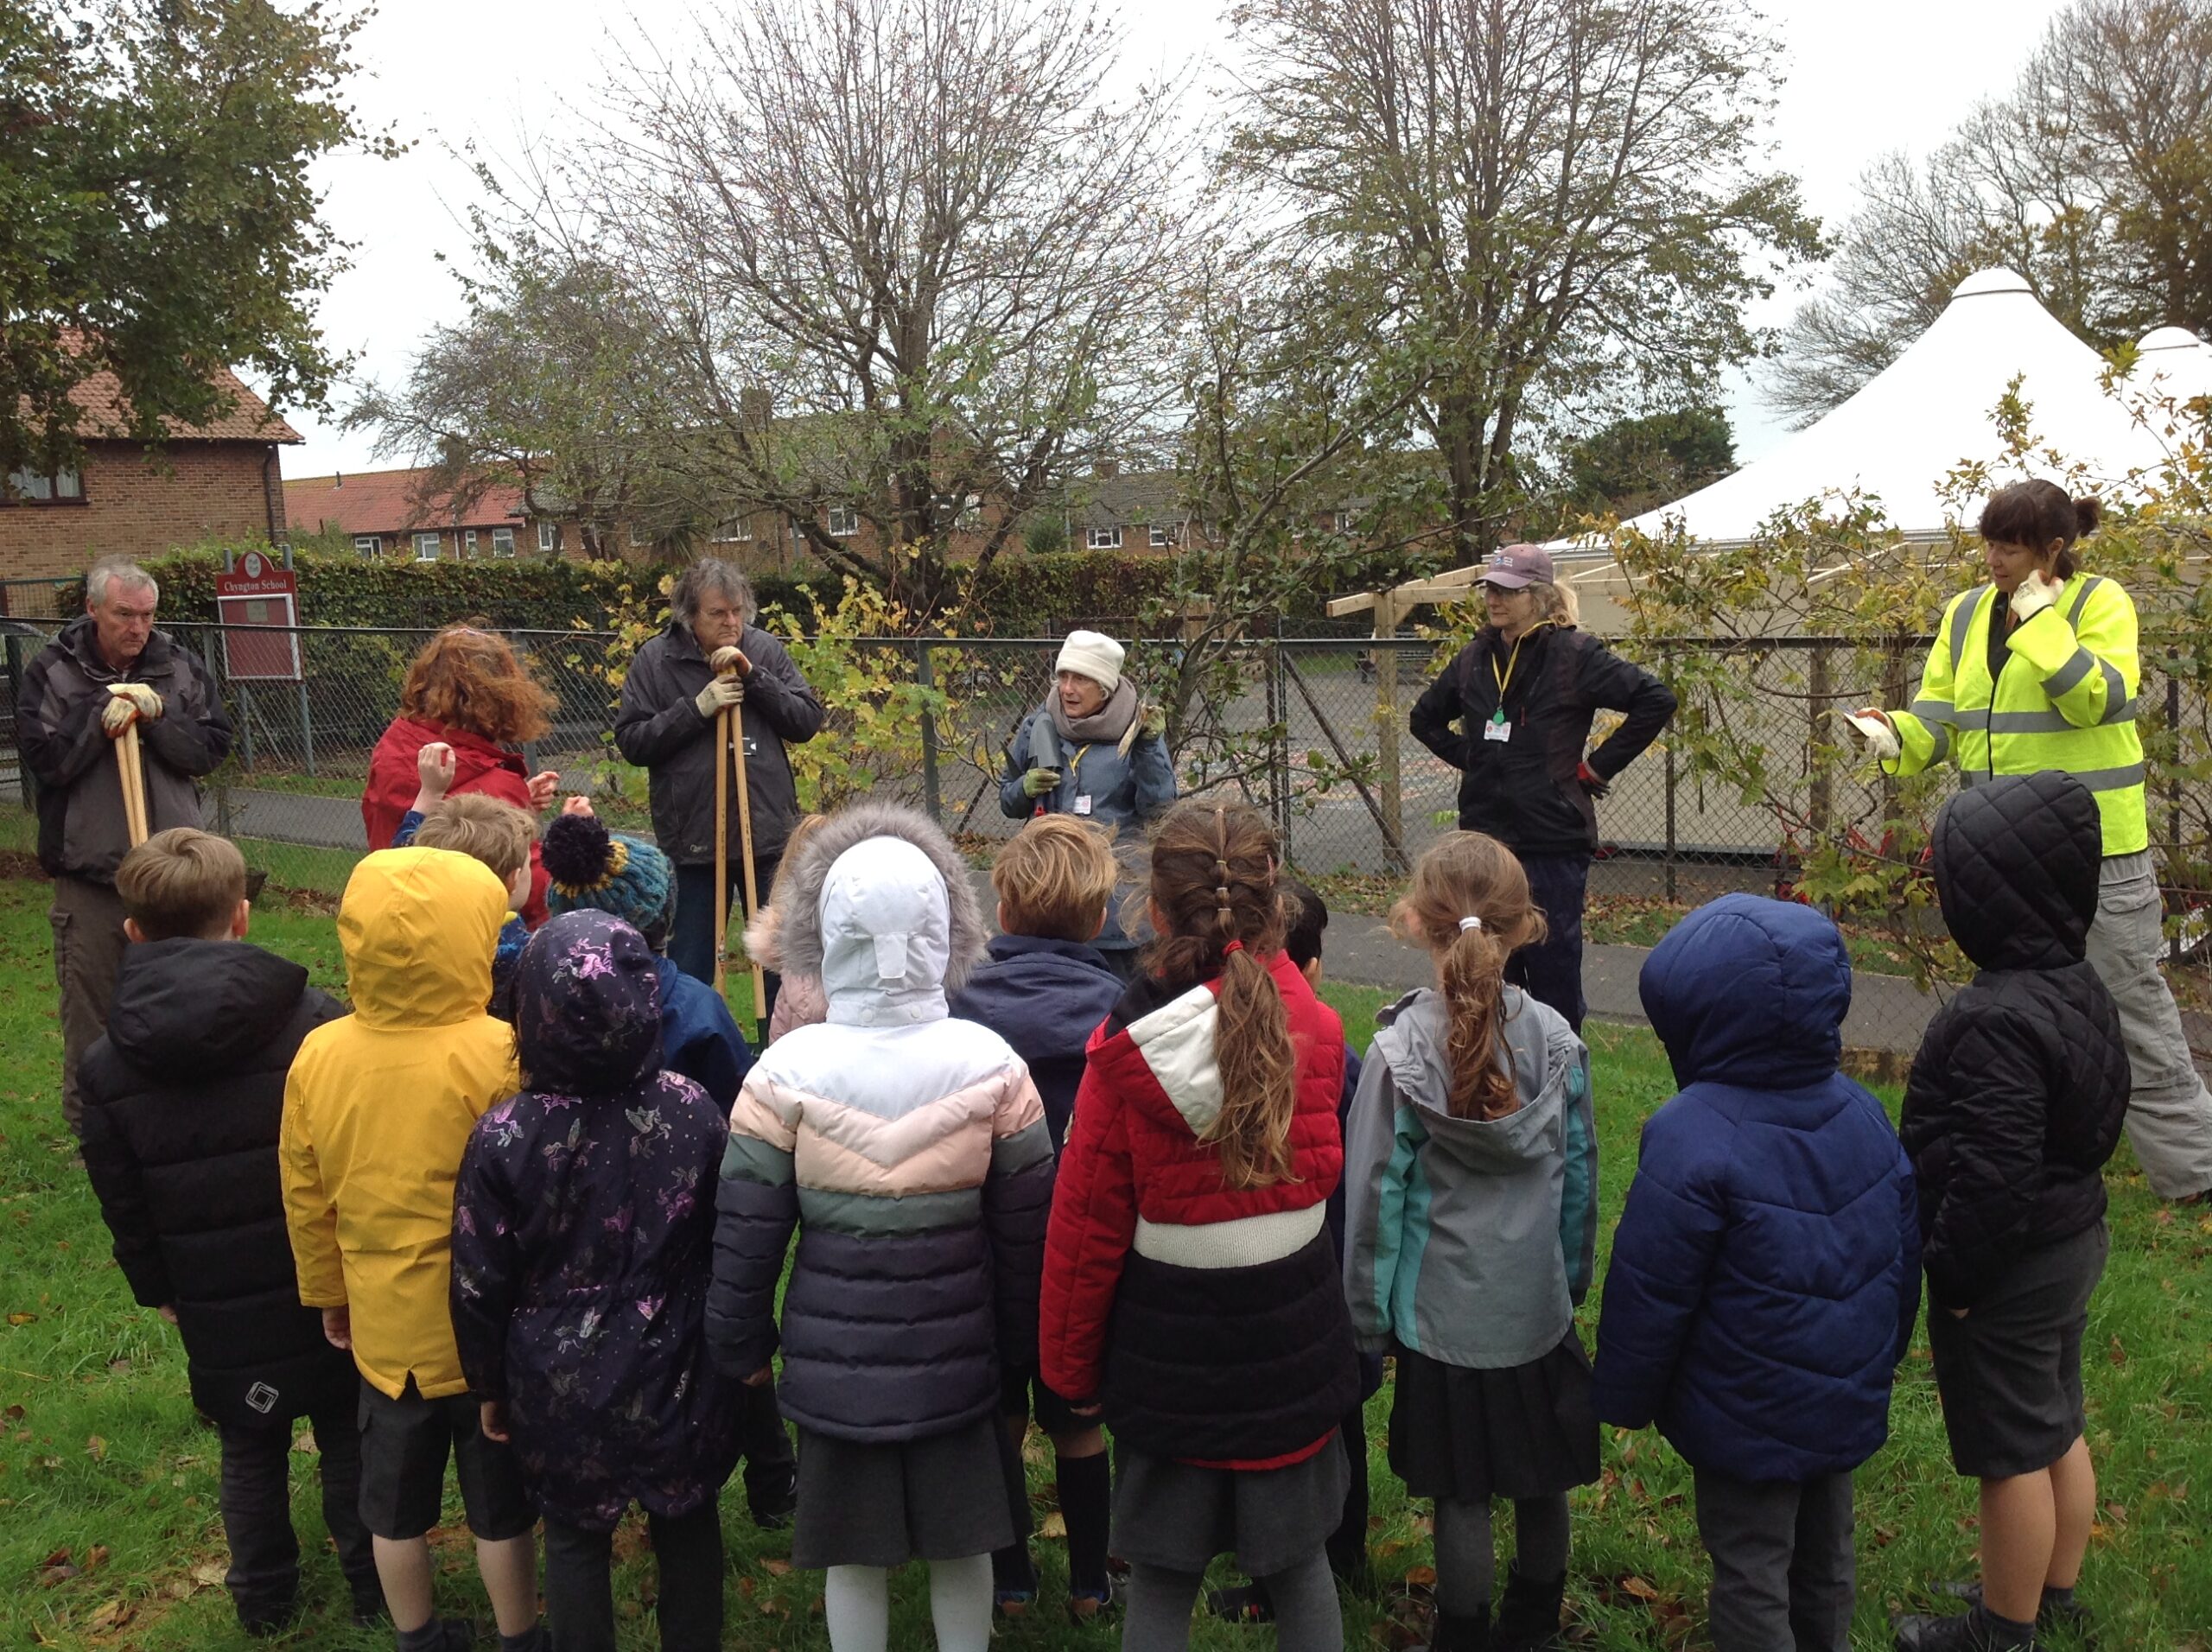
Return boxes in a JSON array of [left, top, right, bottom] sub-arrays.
[[1886, 589, 1971, 776], [279, 1064, 346, 1308], [2004, 578, 2138, 728]]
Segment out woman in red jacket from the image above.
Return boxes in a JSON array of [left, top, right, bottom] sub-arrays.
[[361, 626, 560, 926], [1040, 800, 1357, 1651]]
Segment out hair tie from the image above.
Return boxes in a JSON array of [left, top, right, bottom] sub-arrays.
[[1223, 938, 1245, 957], [1459, 914, 1484, 932]]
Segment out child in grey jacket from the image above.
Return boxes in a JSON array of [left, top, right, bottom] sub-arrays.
[[1343, 833, 1599, 1652]]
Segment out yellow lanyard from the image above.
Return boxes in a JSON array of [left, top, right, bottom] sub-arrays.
[[1066, 745, 1088, 784], [1490, 622, 1549, 719]]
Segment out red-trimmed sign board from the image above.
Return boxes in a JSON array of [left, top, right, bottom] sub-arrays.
[[215, 550, 302, 681]]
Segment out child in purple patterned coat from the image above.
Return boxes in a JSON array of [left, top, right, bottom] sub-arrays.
[[451, 910, 741, 1652]]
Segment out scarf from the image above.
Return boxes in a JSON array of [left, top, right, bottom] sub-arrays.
[[1050, 677, 1140, 747]]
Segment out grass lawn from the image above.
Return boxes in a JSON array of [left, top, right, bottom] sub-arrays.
[[1, 876, 2206, 1649]]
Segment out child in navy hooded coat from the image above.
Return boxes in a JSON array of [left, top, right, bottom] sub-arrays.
[[1592, 893, 1919, 1652]]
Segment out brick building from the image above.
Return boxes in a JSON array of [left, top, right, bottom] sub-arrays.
[[284, 467, 565, 561], [0, 365, 297, 586]]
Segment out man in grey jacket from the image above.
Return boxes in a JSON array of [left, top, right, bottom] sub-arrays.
[[613, 559, 824, 993], [18, 558, 234, 1134]]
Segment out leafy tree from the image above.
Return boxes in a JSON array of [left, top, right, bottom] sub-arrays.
[[0, 0, 390, 478], [1224, 0, 1821, 563], [1771, 0, 2212, 422], [1563, 406, 1735, 518]]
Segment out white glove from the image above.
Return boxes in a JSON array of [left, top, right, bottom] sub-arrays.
[[2010, 569, 2060, 624], [694, 677, 745, 718], [1844, 708, 1901, 762]]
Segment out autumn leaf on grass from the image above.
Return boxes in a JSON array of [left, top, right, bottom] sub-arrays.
[[1621, 1575, 1661, 1602], [86, 1434, 105, 1460], [85, 1598, 133, 1631], [1402, 1565, 1436, 1588], [760, 1558, 793, 1577], [2108, 1335, 2127, 1366], [1039, 1511, 1067, 1540]]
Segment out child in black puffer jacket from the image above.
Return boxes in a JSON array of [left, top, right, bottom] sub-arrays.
[[1894, 772, 2129, 1652]]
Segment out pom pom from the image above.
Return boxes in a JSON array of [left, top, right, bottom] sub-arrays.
[[541, 810, 614, 892]]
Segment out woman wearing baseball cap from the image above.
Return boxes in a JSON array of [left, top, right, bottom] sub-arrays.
[[1000, 630, 1178, 977], [1409, 545, 1676, 1028]]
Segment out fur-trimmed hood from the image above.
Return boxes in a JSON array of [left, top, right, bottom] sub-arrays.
[[772, 803, 985, 1027]]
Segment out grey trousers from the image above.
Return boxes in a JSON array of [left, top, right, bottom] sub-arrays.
[[1691, 1468, 1854, 1652], [2085, 852, 2212, 1199], [49, 875, 129, 1137]]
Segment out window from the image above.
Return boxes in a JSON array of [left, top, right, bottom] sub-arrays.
[[1086, 525, 1122, 550], [826, 505, 860, 538], [956, 495, 983, 532], [353, 535, 381, 557], [492, 527, 516, 557], [1333, 511, 1352, 534], [463, 529, 479, 557], [414, 532, 441, 560], [4, 464, 83, 504], [711, 516, 755, 543], [1148, 524, 1171, 549], [537, 521, 556, 553]]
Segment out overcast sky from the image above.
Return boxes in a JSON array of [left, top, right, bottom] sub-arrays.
[[281, 0, 2077, 481]]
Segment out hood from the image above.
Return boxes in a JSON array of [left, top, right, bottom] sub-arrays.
[[1932, 772, 2101, 971], [58, 612, 175, 681], [338, 847, 508, 1028], [1372, 988, 1567, 1171], [1639, 894, 1849, 1090], [105, 939, 309, 1076], [512, 911, 664, 1095], [772, 802, 985, 1028]]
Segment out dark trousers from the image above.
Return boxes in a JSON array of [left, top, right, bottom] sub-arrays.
[[50, 874, 128, 1136], [1508, 854, 1590, 1031], [671, 860, 782, 1022], [217, 1393, 377, 1626], [738, 1379, 797, 1509], [1691, 1467, 1855, 1652], [543, 1503, 723, 1652], [1326, 1405, 1371, 1582]]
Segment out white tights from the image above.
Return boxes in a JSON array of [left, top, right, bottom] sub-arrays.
[[823, 1554, 993, 1652]]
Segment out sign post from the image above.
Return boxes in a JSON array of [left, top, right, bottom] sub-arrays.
[[216, 550, 307, 773]]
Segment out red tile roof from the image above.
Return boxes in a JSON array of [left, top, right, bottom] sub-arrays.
[[283, 468, 531, 537], [64, 362, 302, 443]]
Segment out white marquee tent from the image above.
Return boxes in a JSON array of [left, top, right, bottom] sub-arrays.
[[1612, 267, 2197, 547]]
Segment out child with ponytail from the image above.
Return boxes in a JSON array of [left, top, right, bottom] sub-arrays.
[[1343, 832, 1599, 1652], [1040, 800, 1358, 1652]]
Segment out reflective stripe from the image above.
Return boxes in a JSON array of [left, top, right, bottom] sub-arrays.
[[2044, 648, 2095, 697], [1961, 771, 1986, 787], [1908, 696, 1954, 722], [1927, 724, 1951, 762], [2076, 762, 2145, 791], [1987, 709, 2077, 734], [2066, 575, 2104, 627], [1951, 707, 1991, 734], [2102, 694, 2138, 726], [1950, 587, 1988, 676], [2096, 660, 2126, 713]]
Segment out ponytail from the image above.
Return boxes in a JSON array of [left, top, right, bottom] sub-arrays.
[[1145, 800, 1298, 1189], [1390, 833, 1546, 1120]]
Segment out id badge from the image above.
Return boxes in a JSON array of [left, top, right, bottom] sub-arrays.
[[1073, 794, 1094, 816], [1483, 719, 1512, 743]]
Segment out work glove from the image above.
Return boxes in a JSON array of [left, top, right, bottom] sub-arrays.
[[709, 645, 752, 677], [1844, 708, 1902, 762], [102, 683, 162, 734], [1575, 760, 1611, 798], [1138, 702, 1166, 741], [695, 676, 746, 718], [1020, 766, 1062, 799], [2010, 569, 2060, 624]]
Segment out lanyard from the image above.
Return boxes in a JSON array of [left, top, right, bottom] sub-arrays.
[[1066, 745, 1088, 784], [1490, 623, 1549, 721]]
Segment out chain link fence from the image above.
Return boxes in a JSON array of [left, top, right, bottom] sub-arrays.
[[1, 620, 2205, 1058]]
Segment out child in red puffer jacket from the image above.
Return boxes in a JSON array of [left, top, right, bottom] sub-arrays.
[[1039, 800, 1357, 1651]]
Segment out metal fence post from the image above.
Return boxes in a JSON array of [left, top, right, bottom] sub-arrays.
[[2167, 669, 2183, 966], [917, 639, 942, 827], [1807, 642, 1833, 842], [238, 682, 257, 772], [1374, 597, 1403, 853], [1662, 643, 1677, 904]]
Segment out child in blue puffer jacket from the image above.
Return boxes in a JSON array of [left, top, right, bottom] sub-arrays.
[[1592, 893, 1920, 1652]]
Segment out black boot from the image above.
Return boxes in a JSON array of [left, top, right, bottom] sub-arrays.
[[1893, 1603, 2038, 1651], [1425, 1606, 1491, 1651], [1491, 1568, 1564, 1652], [1941, 1582, 2089, 1641]]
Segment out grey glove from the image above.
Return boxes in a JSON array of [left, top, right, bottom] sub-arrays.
[[1020, 766, 1062, 798], [694, 677, 746, 718]]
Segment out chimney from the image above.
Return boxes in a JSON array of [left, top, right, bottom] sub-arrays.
[[334, 471, 342, 487]]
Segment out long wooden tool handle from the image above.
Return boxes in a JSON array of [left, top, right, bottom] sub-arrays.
[[714, 706, 730, 994], [118, 722, 149, 848], [730, 698, 766, 1038]]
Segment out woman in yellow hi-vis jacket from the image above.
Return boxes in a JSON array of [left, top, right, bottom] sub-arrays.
[[1852, 480, 2212, 1202]]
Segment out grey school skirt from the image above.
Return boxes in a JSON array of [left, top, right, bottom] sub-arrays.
[[791, 1415, 1020, 1569], [1110, 1433, 1351, 1579]]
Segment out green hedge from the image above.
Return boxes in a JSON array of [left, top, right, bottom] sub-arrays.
[[117, 542, 1290, 637]]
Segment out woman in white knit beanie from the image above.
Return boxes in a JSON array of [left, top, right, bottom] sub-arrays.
[[998, 630, 1178, 977]]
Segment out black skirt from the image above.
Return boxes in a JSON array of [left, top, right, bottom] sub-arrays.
[[791, 1416, 1019, 1569], [1387, 1332, 1600, 1503]]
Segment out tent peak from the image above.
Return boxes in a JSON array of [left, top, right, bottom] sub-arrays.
[[1951, 267, 2031, 300], [2139, 325, 2205, 353]]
